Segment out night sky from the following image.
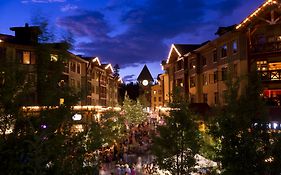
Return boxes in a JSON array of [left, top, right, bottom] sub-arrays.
[[0, 0, 264, 83]]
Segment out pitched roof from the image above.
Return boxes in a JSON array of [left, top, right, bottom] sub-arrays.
[[215, 25, 236, 36], [236, 0, 279, 30], [0, 34, 14, 42], [173, 44, 201, 55], [166, 44, 201, 64], [137, 65, 154, 82]]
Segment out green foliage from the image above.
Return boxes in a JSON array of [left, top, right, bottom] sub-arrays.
[[210, 72, 276, 175], [101, 110, 126, 144], [152, 92, 201, 175], [122, 95, 147, 125]]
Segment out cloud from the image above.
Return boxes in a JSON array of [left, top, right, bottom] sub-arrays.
[[57, 0, 248, 68], [123, 74, 136, 82], [61, 4, 78, 12]]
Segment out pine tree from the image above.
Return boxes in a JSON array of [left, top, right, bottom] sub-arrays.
[[210, 72, 274, 175], [152, 90, 201, 175]]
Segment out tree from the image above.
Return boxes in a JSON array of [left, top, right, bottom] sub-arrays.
[[113, 64, 120, 78], [122, 95, 147, 126], [210, 72, 276, 175], [152, 90, 201, 175]]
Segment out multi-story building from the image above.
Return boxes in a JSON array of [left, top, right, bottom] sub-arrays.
[[0, 24, 120, 107], [151, 75, 164, 110], [161, 0, 281, 118], [82, 57, 120, 107]]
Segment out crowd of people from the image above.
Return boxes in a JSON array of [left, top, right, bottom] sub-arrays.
[[98, 120, 157, 175]]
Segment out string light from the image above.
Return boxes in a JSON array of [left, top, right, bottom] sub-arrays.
[[236, 0, 277, 29]]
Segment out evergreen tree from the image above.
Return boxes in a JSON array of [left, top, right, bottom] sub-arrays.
[[122, 94, 147, 126], [152, 90, 201, 175], [210, 72, 276, 175]]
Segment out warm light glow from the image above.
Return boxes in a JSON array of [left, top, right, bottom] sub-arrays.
[[236, 0, 277, 29], [166, 44, 182, 64], [50, 54, 58, 62], [105, 64, 114, 73], [92, 57, 101, 66], [0, 39, 3, 43], [72, 113, 82, 121]]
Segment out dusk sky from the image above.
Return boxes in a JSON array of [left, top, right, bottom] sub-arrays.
[[0, 0, 264, 83]]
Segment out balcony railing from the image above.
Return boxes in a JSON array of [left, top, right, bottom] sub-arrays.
[[259, 70, 281, 81], [251, 42, 281, 54]]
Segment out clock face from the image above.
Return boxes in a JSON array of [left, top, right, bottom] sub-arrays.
[[142, 80, 149, 86]]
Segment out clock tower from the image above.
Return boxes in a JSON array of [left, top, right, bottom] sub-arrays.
[[137, 65, 154, 108]]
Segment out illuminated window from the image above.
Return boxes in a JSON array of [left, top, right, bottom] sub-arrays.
[[203, 73, 208, 85], [257, 61, 267, 71], [153, 90, 157, 94], [23, 51, 31, 64], [190, 76, 195, 88], [232, 40, 237, 54], [221, 44, 227, 58], [50, 54, 58, 62]]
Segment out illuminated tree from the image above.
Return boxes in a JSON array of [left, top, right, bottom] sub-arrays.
[[152, 90, 201, 175]]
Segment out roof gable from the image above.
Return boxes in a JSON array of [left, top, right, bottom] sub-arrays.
[[166, 44, 200, 64], [137, 65, 154, 82], [236, 0, 281, 30]]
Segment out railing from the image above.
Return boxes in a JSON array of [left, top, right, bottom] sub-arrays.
[[259, 70, 281, 81], [251, 41, 281, 54]]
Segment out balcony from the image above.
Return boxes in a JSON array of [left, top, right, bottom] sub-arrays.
[[259, 70, 281, 81], [251, 42, 281, 54]]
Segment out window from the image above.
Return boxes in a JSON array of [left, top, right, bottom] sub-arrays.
[[202, 56, 207, 66], [214, 71, 218, 83], [221, 44, 227, 58], [50, 54, 58, 62], [158, 90, 162, 94], [233, 64, 238, 77], [190, 59, 196, 69], [77, 63, 81, 74], [17, 51, 35, 64], [203, 93, 208, 103], [203, 73, 208, 85], [221, 67, 228, 81], [232, 40, 238, 54], [153, 90, 157, 94], [70, 62, 76, 72], [190, 76, 196, 88], [214, 92, 219, 105], [154, 97, 157, 102], [213, 50, 217, 62], [159, 97, 162, 102], [96, 86, 99, 94], [257, 61, 267, 71], [70, 78, 75, 87], [77, 80, 81, 89]]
